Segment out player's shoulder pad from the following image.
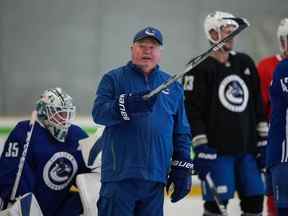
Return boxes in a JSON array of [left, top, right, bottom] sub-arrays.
[[66, 124, 89, 144], [258, 55, 276, 66], [6, 120, 31, 142], [233, 51, 254, 62], [274, 59, 288, 79]]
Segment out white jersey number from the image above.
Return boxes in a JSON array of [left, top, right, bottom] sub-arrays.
[[5, 142, 19, 158]]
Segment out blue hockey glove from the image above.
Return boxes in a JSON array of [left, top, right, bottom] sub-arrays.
[[166, 156, 193, 203], [256, 122, 268, 172], [193, 144, 217, 181], [117, 91, 157, 120]]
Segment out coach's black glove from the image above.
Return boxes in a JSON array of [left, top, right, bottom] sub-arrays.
[[256, 122, 268, 171], [117, 91, 157, 120], [166, 154, 193, 203]]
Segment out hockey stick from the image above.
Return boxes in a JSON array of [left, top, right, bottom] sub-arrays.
[[143, 17, 249, 100], [206, 173, 228, 216], [10, 111, 37, 201]]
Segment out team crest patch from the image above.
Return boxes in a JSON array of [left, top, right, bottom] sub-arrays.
[[183, 76, 194, 91], [218, 75, 249, 112], [43, 152, 78, 190]]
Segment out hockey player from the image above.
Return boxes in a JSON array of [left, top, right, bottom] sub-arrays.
[[257, 18, 288, 216], [267, 46, 288, 216], [0, 87, 91, 216], [92, 26, 193, 216], [183, 11, 268, 215]]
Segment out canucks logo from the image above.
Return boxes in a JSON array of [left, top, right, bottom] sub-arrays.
[[43, 152, 78, 190], [218, 75, 249, 112]]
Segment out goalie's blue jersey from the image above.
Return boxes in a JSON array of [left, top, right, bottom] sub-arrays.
[[0, 121, 90, 215], [92, 61, 192, 183], [267, 59, 288, 167]]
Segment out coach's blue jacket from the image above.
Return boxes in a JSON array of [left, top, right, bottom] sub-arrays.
[[92, 61, 191, 183]]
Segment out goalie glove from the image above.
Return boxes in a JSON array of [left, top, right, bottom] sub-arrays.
[[117, 91, 157, 120], [166, 154, 193, 203]]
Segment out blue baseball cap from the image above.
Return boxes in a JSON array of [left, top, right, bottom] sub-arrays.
[[133, 26, 163, 45]]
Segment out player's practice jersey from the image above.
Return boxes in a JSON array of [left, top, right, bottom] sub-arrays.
[[0, 121, 90, 215], [268, 59, 288, 167], [183, 52, 266, 154], [92, 61, 191, 183], [257, 55, 283, 119]]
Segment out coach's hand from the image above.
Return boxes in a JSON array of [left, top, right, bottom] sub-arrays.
[[166, 156, 193, 203], [193, 144, 217, 181], [117, 91, 157, 120]]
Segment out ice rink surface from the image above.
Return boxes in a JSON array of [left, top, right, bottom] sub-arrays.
[[165, 196, 242, 216]]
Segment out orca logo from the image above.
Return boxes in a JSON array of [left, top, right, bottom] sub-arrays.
[[145, 28, 155, 36], [218, 75, 249, 112], [161, 88, 170, 95], [43, 152, 78, 190]]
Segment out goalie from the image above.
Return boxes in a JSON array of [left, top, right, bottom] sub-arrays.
[[0, 87, 99, 216]]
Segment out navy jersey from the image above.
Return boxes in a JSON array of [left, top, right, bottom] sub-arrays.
[[268, 59, 288, 167], [0, 121, 90, 215], [92, 61, 191, 183], [183, 52, 266, 154]]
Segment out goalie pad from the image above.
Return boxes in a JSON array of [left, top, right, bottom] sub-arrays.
[[76, 173, 101, 216], [0, 193, 43, 216], [79, 125, 104, 170]]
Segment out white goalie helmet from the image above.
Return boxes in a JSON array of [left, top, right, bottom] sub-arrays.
[[277, 18, 288, 52], [204, 11, 239, 43], [36, 87, 76, 142]]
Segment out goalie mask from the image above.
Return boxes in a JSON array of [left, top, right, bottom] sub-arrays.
[[204, 11, 239, 44], [277, 18, 288, 53], [36, 87, 76, 142]]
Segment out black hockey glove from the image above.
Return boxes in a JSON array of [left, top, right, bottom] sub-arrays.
[[256, 122, 268, 172], [117, 91, 157, 120], [166, 154, 193, 203]]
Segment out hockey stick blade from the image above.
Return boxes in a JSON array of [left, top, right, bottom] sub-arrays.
[[143, 16, 249, 100], [10, 111, 37, 201], [206, 173, 228, 216]]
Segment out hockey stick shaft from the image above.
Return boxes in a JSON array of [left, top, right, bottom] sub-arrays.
[[10, 111, 37, 201], [143, 17, 249, 100], [206, 173, 228, 216]]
